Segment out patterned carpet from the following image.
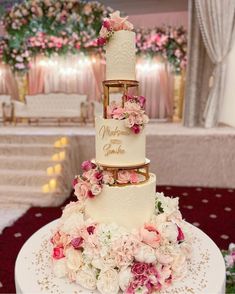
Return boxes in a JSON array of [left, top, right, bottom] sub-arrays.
[[0, 186, 234, 294]]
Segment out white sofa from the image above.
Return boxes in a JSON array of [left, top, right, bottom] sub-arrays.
[[13, 93, 87, 124]]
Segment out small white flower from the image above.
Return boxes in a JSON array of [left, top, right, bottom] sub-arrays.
[[60, 212, 84, 235], [65, 247, 83, 271], [156, 192, 179, 215], [159, 222, 178, 243]]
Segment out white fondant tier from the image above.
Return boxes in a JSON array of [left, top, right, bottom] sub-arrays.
[[95, 116, 145, 167], [85, 174, 156, 230], [106, 30, 136, 81]]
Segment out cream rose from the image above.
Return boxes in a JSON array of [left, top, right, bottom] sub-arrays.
[[124, 115, 135, 128], [61, 202, 84, 220], [172, 253, 187, 279], [97, 268, 119, 294], [159, 222, 178, 243], [65, 247, 83, 271], [134, 245, 156, 263], [53, 258, 67, 278], [76, 265, 97, 290], [74, 180, 91, 199], [102, 171, 115, 185], [61, 212, 84, 235], [117, 170, 130, 184], [91, 184, 102, 196], [118, 267, 132, 292]]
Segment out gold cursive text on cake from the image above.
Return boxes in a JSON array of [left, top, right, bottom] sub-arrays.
[[103, 144, 125, 156], [99, 125, 130, 139]]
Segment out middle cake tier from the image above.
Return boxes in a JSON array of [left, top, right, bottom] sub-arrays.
[[85, 173, 156, 230], [95, 116, 146, 167]]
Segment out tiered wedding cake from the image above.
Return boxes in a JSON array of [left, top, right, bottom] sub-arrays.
[[51, 11, 192, 294]]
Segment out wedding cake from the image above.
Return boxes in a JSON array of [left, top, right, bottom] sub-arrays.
[[51, 11, 192, 294]]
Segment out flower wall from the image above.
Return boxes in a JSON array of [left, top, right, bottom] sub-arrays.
[[0, 0, 187, 74]]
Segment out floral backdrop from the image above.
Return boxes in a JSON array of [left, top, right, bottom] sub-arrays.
[[0, 0, 187, 74]]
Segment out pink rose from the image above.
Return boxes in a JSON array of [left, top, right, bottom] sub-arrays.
[[72, 177, 78, 187], [177, 226, 185, 242], [125, 115, 135, 128], [112, 107, 125, 120], [53, 246, 64, 259], [94, 171, 103, 182], [81, 160, 96, 171], [140, 225, 161, 248], [103, 19, 111, 30], [71, 237, 83, 249], [129, 171, 139, 183], [117, 170, 130, 184], [75, 42, 80, 49], [87, 190, 95, 198], [131, 262, 148, 276], [87, 225, 95, 235], [131, 124, 141, 134], [138, 96, 146, 108], [74, 180, 90, 199]]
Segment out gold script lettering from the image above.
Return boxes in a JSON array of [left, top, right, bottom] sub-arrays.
[[99, 125, 130, 139], [103, 144, 125, 157]]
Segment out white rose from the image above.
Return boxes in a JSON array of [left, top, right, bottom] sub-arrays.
[[65, 247, 83, 271], [61, 213, 84, 234], [159, 222, 178, 243], [97, 268, 119, 294], [76, 265, 97, 290], [91, 184, 102, 196], [92, 256, 116, 271], [53, 258, 67, 278], [156, 192, 179, 215], [134, 245, 156, 263], [62, 202, 84, 219], [118, 267, 132, 291]]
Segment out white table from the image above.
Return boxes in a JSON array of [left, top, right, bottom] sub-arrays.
[[15, 220, 226, 294]]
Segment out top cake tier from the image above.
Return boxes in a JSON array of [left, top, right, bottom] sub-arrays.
[[106, 30, 136, 81]]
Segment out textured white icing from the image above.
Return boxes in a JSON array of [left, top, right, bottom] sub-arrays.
[[95, 116, 145, 167], [85, 174, 156, 230], [106, 30, 136, 81]]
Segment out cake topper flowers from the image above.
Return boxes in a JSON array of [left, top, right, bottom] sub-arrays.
[[97, 11, 134, 46]]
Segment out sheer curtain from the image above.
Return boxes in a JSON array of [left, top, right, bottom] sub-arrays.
[[136, 57, 174, 119], [195, 0, 235, 127]]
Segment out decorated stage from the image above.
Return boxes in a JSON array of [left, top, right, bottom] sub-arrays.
[[1, 122, 235, 189]]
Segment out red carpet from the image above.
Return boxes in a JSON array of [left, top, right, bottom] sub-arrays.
[[0, 186, 234, 293]]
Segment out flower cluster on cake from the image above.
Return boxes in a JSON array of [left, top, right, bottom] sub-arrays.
[[50, 11, 192, 294]]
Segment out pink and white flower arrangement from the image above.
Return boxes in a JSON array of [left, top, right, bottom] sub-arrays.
[[97, 10, 134, 46], [107, 95, 149, 134], [73, 160, 144, 200], [51, 192, 192, 293]]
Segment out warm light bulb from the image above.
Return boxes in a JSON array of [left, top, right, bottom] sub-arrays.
[[54, 140, 62, 148], [49, 179, 57, 190], [54, 164, 62, 174], [52, 153, 60, 161], [42, 184, 50, 193], [47, 166, 54, 175], [59, 151, 66, 160], [60, 137, 68, 146]]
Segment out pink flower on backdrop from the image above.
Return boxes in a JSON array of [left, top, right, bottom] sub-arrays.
[[53, 246, 64, 259], [140, 224, 161, 248]]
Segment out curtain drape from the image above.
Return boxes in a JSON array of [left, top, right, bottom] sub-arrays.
[[0, 62, 19, 100], [90, 53, 105, 102], [195, 0, 235, 127], [28, 56, 46, 94], [137, 56, 174, 119], [183, 0, 214, 127]]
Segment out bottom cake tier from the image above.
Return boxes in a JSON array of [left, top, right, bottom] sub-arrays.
[[85, 173, 156, 230], [51, 192, 192, 294]]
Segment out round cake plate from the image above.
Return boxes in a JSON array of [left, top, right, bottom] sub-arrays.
[[92, 158, 150, 169], [15, 219, 226, 294]]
